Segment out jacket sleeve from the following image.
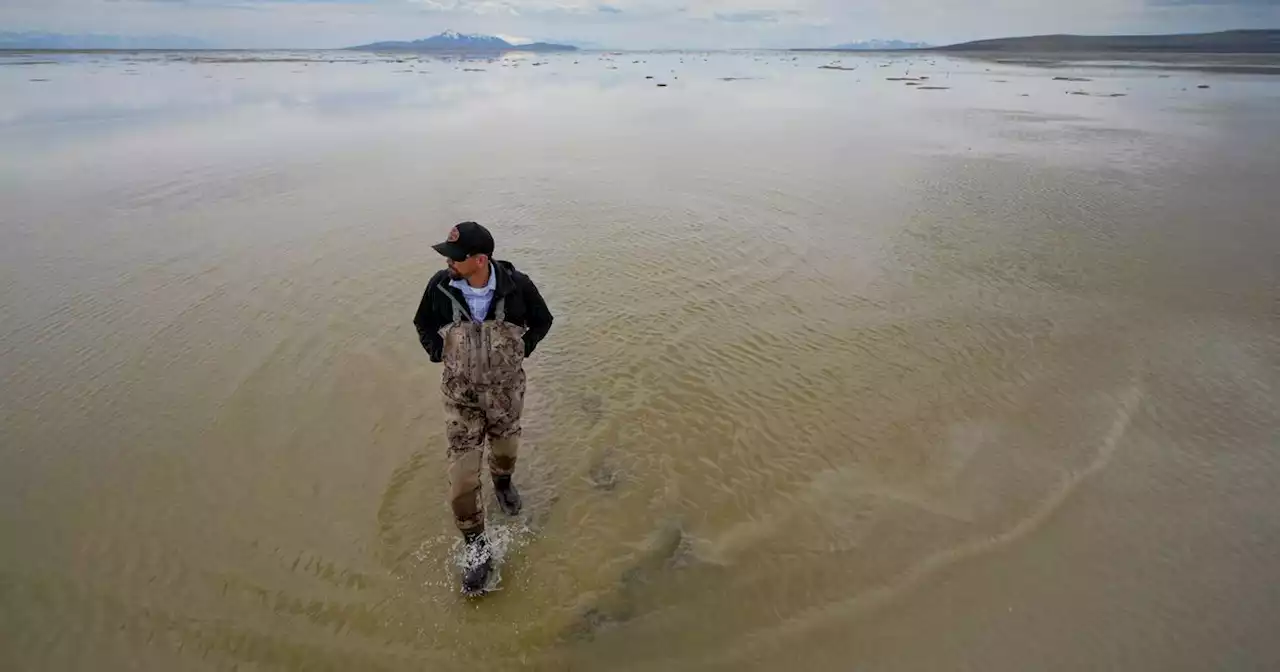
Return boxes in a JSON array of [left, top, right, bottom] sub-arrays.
[[520, 275, 554, 358], [413, 278, 445, 363]]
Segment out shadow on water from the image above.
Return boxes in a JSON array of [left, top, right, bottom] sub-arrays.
[[561, 517, 698, 642]]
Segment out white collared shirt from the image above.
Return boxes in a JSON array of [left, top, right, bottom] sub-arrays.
[[450, 264, 496, 322]]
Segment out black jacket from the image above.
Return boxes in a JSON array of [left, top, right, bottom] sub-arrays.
[[413, 260, 554, 363]]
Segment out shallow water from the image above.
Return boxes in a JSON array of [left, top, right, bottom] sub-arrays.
[[2, 50, 1279, 671]]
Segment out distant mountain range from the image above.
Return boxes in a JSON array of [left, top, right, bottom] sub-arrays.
[[831, 39, 931, 51], [0, 31, 211, 50], [347, 30, 577, 53], [938, 29, 1280, 53]]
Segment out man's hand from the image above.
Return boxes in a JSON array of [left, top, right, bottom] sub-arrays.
[[521, 276, 553, 358]]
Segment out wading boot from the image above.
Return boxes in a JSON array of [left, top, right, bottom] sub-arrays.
[[461, 529, 492, 595], [494, 475, 522, 516]]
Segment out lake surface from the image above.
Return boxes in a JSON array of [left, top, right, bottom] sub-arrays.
[[2, 49, 1279, 671]]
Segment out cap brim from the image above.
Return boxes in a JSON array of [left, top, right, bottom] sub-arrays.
[[432, 242, 468, 261]]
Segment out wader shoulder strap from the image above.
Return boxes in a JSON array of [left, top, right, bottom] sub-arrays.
[[436, 284, 467, 323], [495, 297, 506, 322]]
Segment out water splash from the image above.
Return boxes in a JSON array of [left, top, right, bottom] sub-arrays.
[[438, 520, 537, 594]]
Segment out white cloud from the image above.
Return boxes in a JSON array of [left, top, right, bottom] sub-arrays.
[[495, 32, 533, 43]]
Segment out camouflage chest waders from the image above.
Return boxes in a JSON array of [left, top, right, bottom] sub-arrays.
[[437, 286, 526, 534]]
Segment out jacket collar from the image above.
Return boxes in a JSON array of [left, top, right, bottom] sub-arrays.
[[491, 259, 518, 297], [441, 260, 516, 304], [449, 262, 496, 295]]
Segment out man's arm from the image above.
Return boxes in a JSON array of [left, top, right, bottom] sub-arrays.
[[520, 275, 553, 358], [413, 275, 446, 363]]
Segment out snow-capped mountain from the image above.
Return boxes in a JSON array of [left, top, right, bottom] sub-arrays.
[[416, 30, 510, 50], [347, 30, 577, 52]]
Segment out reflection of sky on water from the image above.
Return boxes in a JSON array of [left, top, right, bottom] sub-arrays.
[[1, 50, 742, 125], [0, 52, 543, 127], [3, 49, 1278, 188]]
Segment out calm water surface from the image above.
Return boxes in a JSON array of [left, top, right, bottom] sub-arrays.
[[2, 50, 1279, 671]]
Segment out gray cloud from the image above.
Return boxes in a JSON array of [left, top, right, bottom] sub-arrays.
[[598, 3, 622, 12], [713, 9, 802, 23], [1148, 0, 1278, 5]]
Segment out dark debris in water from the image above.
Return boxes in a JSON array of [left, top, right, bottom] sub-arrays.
[[918, 86, 950, 90], [566, 604, 635, 641], [819, 65, 856, 71], [587, 461, 622, 491], [580, 393, 605, 426], [1053, 76, 1093, 82], [183, 56, 318, 64]]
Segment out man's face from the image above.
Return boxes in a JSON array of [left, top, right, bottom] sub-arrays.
[[447, 253, 486, 280]]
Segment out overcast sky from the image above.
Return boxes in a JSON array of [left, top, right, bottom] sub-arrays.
[[2, 0, 1277, 49]]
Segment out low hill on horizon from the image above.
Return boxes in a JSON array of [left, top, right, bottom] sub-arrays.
[[938, 29, 1280, 53], [0, 31, 211, 50]]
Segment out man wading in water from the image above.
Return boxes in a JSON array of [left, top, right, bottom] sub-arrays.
[[413, 222, 554, 594]]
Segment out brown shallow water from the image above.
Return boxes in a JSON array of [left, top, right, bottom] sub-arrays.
[[2, 50, 1279, 671]]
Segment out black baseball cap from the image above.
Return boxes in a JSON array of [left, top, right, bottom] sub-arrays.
[[432, 221, 495, 261]]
